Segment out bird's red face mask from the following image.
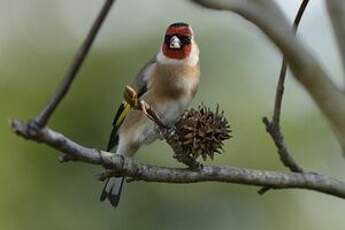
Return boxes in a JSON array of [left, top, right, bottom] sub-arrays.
[[162, 23, 193, 60]]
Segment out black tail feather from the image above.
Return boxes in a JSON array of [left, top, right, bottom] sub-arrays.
[[100, 178, 110, 202], [100, 177, 125, 208]]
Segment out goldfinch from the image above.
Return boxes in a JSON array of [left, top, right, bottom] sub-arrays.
[[100, 22, 200, 207]]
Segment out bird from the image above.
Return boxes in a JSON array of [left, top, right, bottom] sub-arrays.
[[100, 22, 200, 207]]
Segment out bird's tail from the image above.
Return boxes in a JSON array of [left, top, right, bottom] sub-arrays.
[[100, 177, 125, 208]]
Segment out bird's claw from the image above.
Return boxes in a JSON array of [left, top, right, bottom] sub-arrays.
[[139, 100, 154, 121], [124, 85, 138, 107]]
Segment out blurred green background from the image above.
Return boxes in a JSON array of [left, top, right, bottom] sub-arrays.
[[1, 0, 345, 229]]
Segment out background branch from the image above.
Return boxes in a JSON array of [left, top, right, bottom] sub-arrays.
[[191, 0, 345, 154], [33, 0, 115, 127], [327, 0, 345, 85], [11, 119, 345, 200]]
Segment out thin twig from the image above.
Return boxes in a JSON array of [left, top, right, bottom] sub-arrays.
[[33, 0, 115, 127], [266, 0, 310, 171], [259, 0, 309, 194], [272, 0, 309, 125]]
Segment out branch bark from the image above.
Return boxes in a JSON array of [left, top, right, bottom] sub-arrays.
[[259, 0, 309, 194], [264, 0, 309, 173], [326, 0, 345, 87], [327, 0, 345, 85], [11, 119, 345, 199], [191, 0, 345, 154]]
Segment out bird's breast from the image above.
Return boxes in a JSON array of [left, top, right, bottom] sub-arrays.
[[155, 97, 191, 126], [147, 64, 200, 126], [151, 63, 200, 100]]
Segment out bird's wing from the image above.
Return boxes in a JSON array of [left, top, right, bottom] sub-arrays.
[[106, 56, 157, 151]]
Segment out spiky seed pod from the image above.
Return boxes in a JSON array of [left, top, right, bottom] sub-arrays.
[[174, 104, 232, 162]]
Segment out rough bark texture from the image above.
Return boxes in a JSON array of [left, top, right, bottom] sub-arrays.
[[12, 120, 345, 199]]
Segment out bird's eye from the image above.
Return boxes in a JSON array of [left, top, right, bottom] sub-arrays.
[[180, 36, 191, 44], [164, 35, 172, 44]]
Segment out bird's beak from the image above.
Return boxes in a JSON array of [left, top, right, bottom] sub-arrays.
[[169, 35, 182, 49]]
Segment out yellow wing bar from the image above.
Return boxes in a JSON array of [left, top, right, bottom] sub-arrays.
[[114, 102, 131, 128]]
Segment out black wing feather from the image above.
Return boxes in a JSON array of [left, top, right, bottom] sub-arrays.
[[106, 102, 126, 151]]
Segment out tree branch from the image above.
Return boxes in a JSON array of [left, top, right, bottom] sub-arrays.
[[271, 0, 309, 126], [326, 0, 345, 86], [264, 0, 309, 173], [258, 0, 309, 194], [191, 0, 345, 154], [11, 119, 345, 199], [33, 0, 115, 127]]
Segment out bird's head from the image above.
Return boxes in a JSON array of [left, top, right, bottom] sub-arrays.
[[157, 22, 199, 66]]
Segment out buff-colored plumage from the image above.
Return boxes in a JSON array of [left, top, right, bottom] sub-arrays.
[[100, 23, 200, 207]]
